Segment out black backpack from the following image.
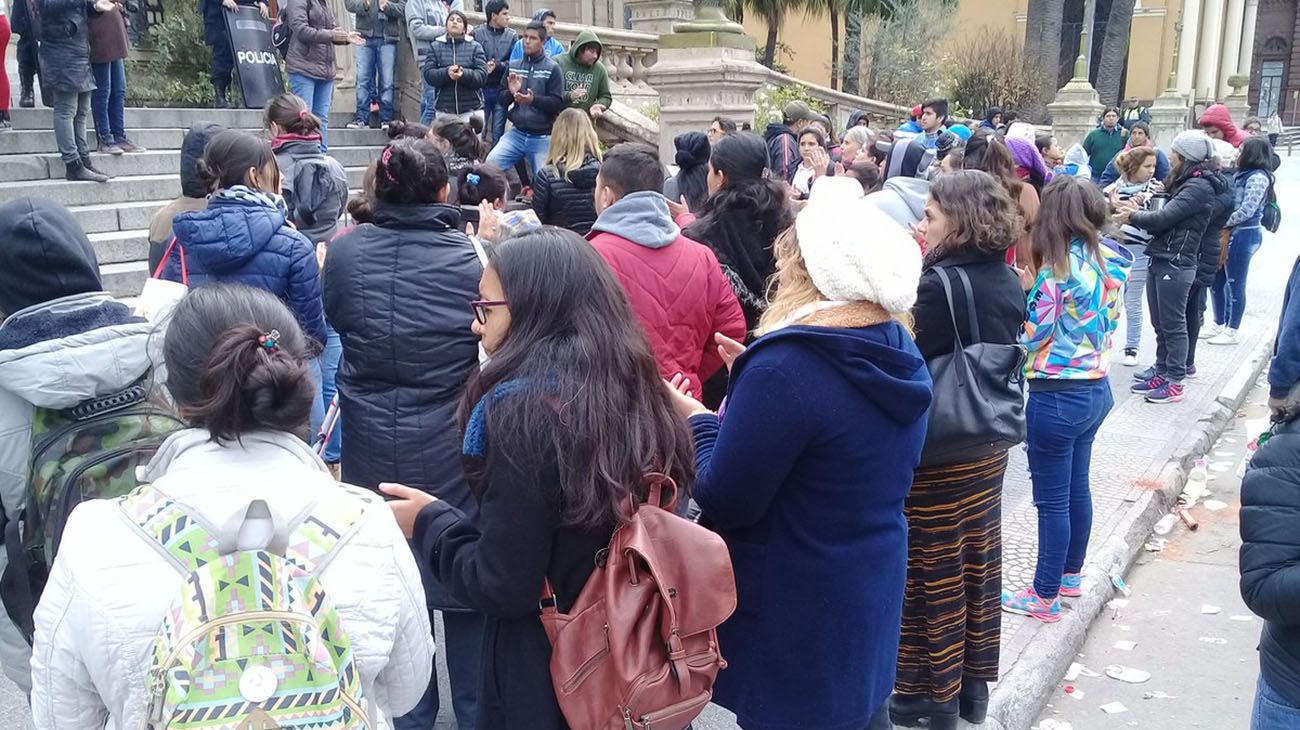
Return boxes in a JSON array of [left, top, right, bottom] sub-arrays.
[[1263, 171, 1282, 233], [283, 156, 347, 240]]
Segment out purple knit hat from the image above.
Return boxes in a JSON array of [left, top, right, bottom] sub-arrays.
[[1005, 136, 1052, 185]]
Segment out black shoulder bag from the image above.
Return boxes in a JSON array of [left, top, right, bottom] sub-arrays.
[[919, 266, 1028, 467]]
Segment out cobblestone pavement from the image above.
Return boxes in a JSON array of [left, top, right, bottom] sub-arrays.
[[3, 160, 1298, 730]]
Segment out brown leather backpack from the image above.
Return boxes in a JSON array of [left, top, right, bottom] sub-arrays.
[[540, 474, 737, 730]]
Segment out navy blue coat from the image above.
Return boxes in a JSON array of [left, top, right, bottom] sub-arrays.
[[689, 322, 932, 730], [165, 195, 328, 346]]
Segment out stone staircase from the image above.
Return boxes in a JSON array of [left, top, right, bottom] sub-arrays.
[[0, 107, 390, 299]]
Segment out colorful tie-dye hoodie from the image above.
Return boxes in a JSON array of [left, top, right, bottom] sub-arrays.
[[1022, 236, 1133, 384]]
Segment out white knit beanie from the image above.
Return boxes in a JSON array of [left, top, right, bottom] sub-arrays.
[[795, 176, 922, 314], [1170, 130, 1214, 163]]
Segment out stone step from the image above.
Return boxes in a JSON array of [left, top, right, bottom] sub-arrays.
[[5, 107, 357, 132], [0, 145, 381, 182], [72, 200, 165, 234], [0, 126, 390, 156], [0, 167, 368, 207], [101, 260, 150, 299], [88, 229, 151, 265]]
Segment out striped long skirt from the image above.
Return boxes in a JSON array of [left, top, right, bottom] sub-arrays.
[[894, 450, 1008, 703]]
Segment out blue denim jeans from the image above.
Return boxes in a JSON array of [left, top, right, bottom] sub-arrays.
[[1026, 379, 1114, 599], [1254, 675, 1300, 729], [420, 80, 437, 125], [483, 86, 506, 145], [288, 72, 334, 151], [354, 37, 396, 124], [1123, 244, 1149, 351], [485, 128, 550, 177], [91, 58, 126, 144], [307, 356, 325, 444], [317, 324, 343, 463], [1212, 226, 1264, 330], [394, 610, 484, 730]]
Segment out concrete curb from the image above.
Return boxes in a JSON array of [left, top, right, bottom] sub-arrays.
[[981, 331, 1276, 730]]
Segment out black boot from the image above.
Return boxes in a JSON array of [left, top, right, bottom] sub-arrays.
[[66, 159, 110, 183], [889, 694, 959, 730], [213, 80, 231, 109], [81, 156, 112, 179], [19, 81, 34, 108], [959, 678, 990, 724]]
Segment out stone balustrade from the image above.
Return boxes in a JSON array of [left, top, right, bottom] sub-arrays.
[[763, 71, 909, 130]]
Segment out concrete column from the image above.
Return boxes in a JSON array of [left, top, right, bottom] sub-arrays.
[[1178, 0, 1204, 98], [649, 33, 767, 163], [625, 0, 695, 35], [1196, 0, 1226, 101], [1220, 0, 1246, 98], [329, 0, 358, 117], [1239, 0, 1260, 78]]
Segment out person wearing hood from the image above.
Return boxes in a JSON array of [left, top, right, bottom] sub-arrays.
[[765, 100, 815, 183], [865, 135, 933, 231], [161, 130, 328, 349], [1060, 142, 1091, 177], [324, 138, 485, 730], [344, 0, 405, 128], [0, 196, 153, 697], [979, 106, 1002, 130], [485, 20, 564, 175], [423, 9, 488, 121], [1200, 103, 1250, 148], [894, 169, 1026, 730], [587, 142, 745, 400], [508, 7, 563, 60], [405, 0, 463, 123], [264, 93, 349, 244], [148, 121, 225, 272], [847, 108, 871, 131], [899, 104, 924, 134], [555, 28, 611, 118], [473, 0, 516, 144], [1118, 131, 1221, 404], [28, 283, 433, 729], [1003, 175, 1130, 623], [663, 175, 932, 730], [531, 107, 601, 234]]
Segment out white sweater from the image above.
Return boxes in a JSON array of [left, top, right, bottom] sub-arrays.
[[29, 429, 434, 730]]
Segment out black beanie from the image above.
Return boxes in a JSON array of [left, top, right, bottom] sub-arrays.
[[674, 132, 710, 170], [485, 0, 508, 19], [0, 197, 103, 317], [180, 121, 226, 199]]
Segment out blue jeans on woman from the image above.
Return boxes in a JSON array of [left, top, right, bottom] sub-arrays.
[[91, 59, 126, 145], [354, 37, 396, 125], [1254, 675, 1300, 729], [288, 73, 334, 151], [393, 609, 483, 730], [1212, 226, 1264, 330], [317, 324, 343, 463], [1026, 379, 1114, 600]]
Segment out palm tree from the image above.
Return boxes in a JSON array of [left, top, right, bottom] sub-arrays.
[[1023, 0, 1065, 120], [1095, 0, 1134, 105], [746, 0, 791, 68], [841, 0, 892, 94]]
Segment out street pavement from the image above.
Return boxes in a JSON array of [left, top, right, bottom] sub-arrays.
[[1, 159, 1297, 730], [1031, 375, 1270, 730]]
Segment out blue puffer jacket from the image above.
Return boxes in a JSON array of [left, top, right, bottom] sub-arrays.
[[164, 194, 328, 346]]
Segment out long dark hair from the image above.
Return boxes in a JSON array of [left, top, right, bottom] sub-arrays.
[[460, 229, 694, 529], [1237, 136, 1274, 172], [164, 283, 317, 443], [1031, 174, 1107, 277], [264, 93, 322, 137], [686, 132, 792, 304], [962, 129, 1023, 202], [432, 117, 487, 163], [673, 131, 710, 211]]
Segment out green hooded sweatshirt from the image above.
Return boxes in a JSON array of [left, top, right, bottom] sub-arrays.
[[555, 30, 613, 112]]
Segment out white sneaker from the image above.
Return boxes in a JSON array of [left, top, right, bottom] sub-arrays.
[[1207, 328, 1238, 345], [1199, 324, 1222, 340], [1122, 351, 1139, 367], [345, 121, 366, 129]]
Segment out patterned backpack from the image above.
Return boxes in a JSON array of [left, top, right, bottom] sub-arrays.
[[1, 377, 184, 644], [119, 483, 374, 730]]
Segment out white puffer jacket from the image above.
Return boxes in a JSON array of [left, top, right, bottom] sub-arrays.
[[29, 429, 434, 730]]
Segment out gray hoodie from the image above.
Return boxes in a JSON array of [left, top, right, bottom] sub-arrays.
[[588, 191, 680, 248], [0, 291, 156, 693], [864, 177, 930, 230], [405, 0, 462, 62]]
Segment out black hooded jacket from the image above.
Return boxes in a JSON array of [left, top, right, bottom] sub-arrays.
[[0, 198, 103, 317], [147, 123, 225, 271], [1130, 161, 1222, 269]]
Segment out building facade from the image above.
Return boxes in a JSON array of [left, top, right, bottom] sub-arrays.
[[1248, 0, 1298, 120]]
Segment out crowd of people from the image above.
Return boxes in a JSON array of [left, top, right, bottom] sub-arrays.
[[0, 8, 1294, 725]]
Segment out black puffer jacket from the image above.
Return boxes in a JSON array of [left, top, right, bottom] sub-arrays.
[[1241, 418, 1300, 707], [423, 34, 488, 115], [1194, 169, 1235, 286], [1130, 163, 1219, 269], [322, 202, 481, 609], [531, 155, 600, 235]]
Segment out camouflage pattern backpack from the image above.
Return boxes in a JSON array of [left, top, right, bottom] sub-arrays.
[[1, 376, 184, 643], [120, 483, 374, 730]]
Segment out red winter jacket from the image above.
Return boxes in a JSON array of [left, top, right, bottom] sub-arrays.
[[588, 192, 746, 398]]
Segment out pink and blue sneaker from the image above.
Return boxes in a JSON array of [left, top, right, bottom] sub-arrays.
[[1002, 587, 1061, 623], [1131, 374, 1167, 395], [1059, 573, 1083, 598]]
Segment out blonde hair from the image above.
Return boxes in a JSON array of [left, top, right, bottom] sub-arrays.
[[756, 226, 912, 336], [546, 108, 603, 181]]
